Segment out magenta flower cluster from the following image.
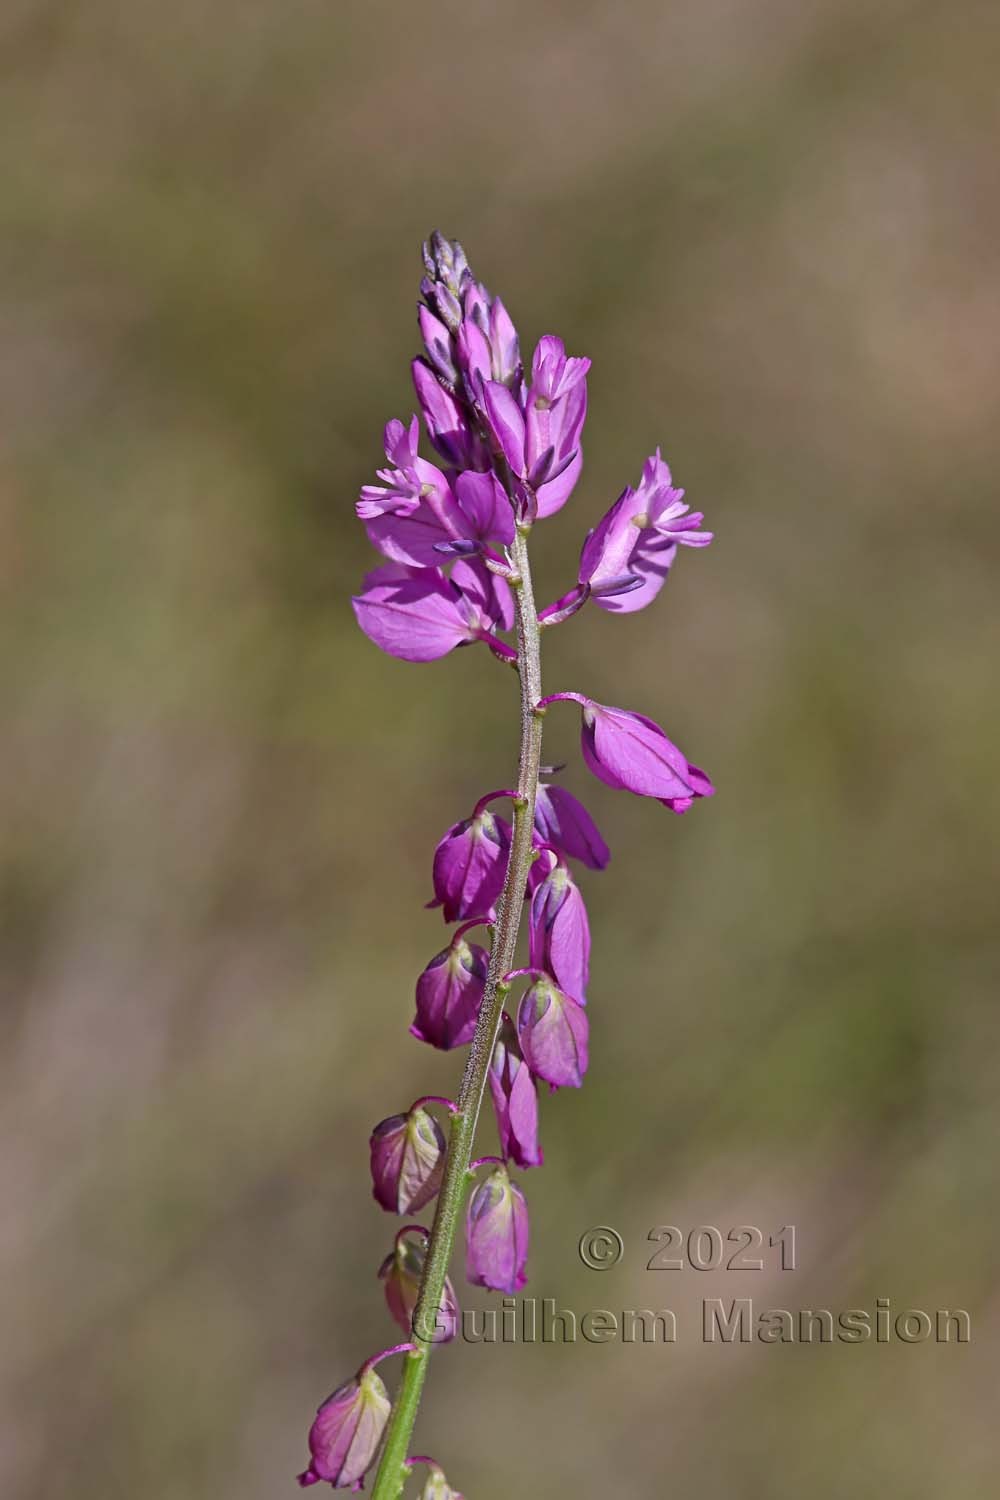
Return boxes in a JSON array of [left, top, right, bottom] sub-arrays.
[[298, 234, 714, 1495]]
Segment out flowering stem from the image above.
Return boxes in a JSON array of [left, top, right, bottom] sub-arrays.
[[370, 523, 544, 1500]]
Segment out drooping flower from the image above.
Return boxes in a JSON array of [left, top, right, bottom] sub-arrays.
[[516, 975, 589, 1089], [370, 1105, 447, 1215], [297, 1364, 391, 1490], [431, 808, 512, 922], [379, 1231, 459, 1343], [542, 694, 714, 813], [465, 1163, 529, 1293], [528, 853, 590, 1003], [411, 934, 489, 1050], [533, 782, 610, 870], [579, 449, 713, 613], [418, 1463, 465, 1500], [488, 1018, 543, 1168]]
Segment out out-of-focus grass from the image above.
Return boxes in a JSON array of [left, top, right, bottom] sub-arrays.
[[2, 1, 999, 1495]]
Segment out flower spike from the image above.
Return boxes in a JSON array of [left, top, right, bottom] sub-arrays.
[[322, 234, 717, 1496]]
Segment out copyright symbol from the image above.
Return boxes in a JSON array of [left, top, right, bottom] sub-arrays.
[[578, 1226, 624, 1270]]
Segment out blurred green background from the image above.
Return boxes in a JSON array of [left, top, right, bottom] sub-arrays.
[[3, 1, 999, 1495]]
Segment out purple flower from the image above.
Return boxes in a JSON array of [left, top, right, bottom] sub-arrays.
[[488, 1019, 543, 1168], [533, 783, 610, 870], [378, 1232, 459, 1343], [357, 415, 515, 569], [411, 934, 489, 1050], [528, 855, 590, 1003], [297, 1366, 390, 1490], [579, 449, 713, 613], [516, 975, 589, 1089], [483, 335, 589, 517], [465, 1163, 529, 1293], [431, 808, 512, 922], [370, 1105, 446, 1215], [352, 561, 510, 664], [357, 417, 468, 568], [544, 694, 714, 813]]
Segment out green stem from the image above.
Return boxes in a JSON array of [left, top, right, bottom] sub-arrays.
[[370, 525, 544, 1500]]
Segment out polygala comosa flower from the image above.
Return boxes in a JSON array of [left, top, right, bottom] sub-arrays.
[[297, 232, 715, 1498]]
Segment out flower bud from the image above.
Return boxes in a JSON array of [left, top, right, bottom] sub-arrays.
[[412, 358, 488, 470], [419, 1464, 464, 1500], [418, 304, 459, 384], [431, 809, 512, 922], [488, 296, 520, 386], [488, 1020, 542, 1168], [516, 975, 589, 1089], [533, 783, 610, 870], [465, 1163, 529, 1294], [423, 231, 469, 294], [378, 1232, 459, 1343], [456, 315, 493, 399], [528, 857, 590, 1003], [370, 1106, 446, 1215], [411, 935, 488, 1050], [297, 1365, 390, 1490]]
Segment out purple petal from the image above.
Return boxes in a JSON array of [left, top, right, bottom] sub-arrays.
[[578, 486, 642, 590], [534, 446, 583, 518], [300, 1371, 391, 1490], [411, 939, 488, 1049], [352, 566, 478, 662], [451, 556, 515, 632], [533, 784, 610, 870], [483, 382, 526, 473], [530, 865, 590, 1003], [431, 811, 512, 922], [488, 297, 520, 384], [489, 1024, 543, 1169], [454, 469, 515, 544], [412, 358, 485, 470], [369, 1106, 446, 1214], [517, 978, 589, 1089]]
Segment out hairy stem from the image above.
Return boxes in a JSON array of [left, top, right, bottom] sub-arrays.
[[370, 524, 543, 1499]]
